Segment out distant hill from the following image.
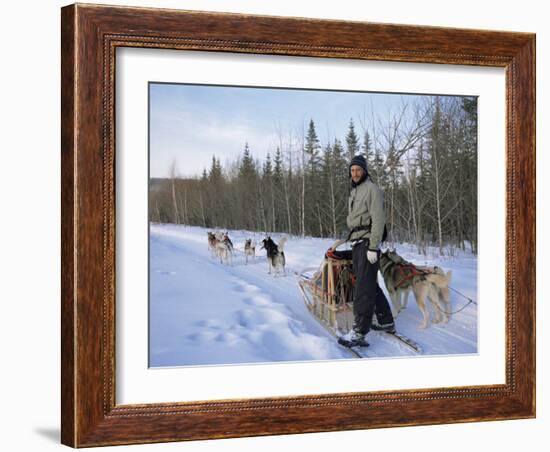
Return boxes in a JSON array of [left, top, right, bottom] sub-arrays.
[[149, 178, 168, 192]]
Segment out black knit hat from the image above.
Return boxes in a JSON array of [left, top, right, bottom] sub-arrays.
[[349, 155, 367, 174]]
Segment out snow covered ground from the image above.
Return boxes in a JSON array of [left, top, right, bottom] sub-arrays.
[[149, 224, 478, 367]]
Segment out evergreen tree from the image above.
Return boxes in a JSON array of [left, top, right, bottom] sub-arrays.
[[208, 155, 222, 182], [273, 147, 283, 181], [303, 120, 322, 235], [262, 152, 276, 231], [346, 118, 360, 159], [237, 142, 258, 230], [207, 155, 225, 227], [461, 96, 478, 253], [362, 130, 373, 161], [320, 143, 337, 236], [272, 146, 286, 232], [239, 142, 256, 179], [263, 152, 273, 177], [199, 168, 209, 227], [304, 119, 321, 174], [331, 138, 349, 235], [461, 96, 477, 119], [363, 129, 381, 181]]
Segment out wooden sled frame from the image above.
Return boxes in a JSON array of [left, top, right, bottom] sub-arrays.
[[298, 257, 356, 334]]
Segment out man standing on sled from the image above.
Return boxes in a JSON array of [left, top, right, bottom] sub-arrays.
[[333, 155, 395, 347]]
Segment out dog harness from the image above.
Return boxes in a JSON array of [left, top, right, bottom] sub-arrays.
[[394, 264, 431, 288], [379, 254, 432, 289]]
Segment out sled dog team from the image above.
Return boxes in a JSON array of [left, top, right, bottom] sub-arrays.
[[207, 231, 451, 328], [207, 231, 287, 273]]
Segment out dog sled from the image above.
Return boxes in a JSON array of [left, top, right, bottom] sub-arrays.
[[297, 249, 356, 335], [296, 247, 423, 355]]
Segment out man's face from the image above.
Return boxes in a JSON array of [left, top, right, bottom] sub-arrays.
[[350, 165, 365, 184]]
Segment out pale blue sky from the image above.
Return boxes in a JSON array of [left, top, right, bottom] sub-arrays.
[[149, 83, 432, 178]]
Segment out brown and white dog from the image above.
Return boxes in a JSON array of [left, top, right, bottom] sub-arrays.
[[244, 239, 256, 264], [207, 232, 218, 255], [208, 231, 234, 264], [379, 250, 452, 329], [260, 236, 287, 274]]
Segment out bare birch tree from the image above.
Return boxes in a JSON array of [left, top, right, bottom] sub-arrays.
[[169, 160, 180, 224]]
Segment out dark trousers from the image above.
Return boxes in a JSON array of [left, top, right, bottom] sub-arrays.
[[352, 241, 394, 335]]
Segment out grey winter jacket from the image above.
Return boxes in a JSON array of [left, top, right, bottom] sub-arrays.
[[346, 177, 386, 249]]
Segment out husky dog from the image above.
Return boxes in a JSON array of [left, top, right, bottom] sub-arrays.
[[244, 239, 256, 264], [207, 232, 218, 255], [379, 250, 452, 329], [222, 232, 234, 253], [215, 240, 232, 265], [260, 236, 287, 274]]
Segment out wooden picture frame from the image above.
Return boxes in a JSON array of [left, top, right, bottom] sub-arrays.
[[61, 3, 535, 447]]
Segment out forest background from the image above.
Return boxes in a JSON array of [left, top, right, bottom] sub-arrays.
[[149, 88, 477, 255]]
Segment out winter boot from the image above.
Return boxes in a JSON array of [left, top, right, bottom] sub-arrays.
[[371, 321, 396, 334], [338, 329, 369, 348]]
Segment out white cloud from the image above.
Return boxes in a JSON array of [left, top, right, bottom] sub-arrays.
[[150, 108, 281, 178]]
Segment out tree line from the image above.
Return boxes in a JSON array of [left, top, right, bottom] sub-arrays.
[[149, 96, 477, 255]]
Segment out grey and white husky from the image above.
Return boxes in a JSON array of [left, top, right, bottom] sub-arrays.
[[379, 250, 452, 329]]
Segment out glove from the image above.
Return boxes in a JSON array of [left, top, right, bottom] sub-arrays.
[[367, 250, 378, 264], [325, 248, 337, 259]]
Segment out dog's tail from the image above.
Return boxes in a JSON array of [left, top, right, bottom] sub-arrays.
[[277, 236, 288, 252], [433, 267, 452, 280], [426, 270, 452, 288]]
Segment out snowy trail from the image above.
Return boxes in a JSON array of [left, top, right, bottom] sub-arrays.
[[149, 224, 477, 367], [149, 226, 354, 366]]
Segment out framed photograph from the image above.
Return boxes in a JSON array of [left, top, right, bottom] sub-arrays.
[[61, 3, 535, 447]]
